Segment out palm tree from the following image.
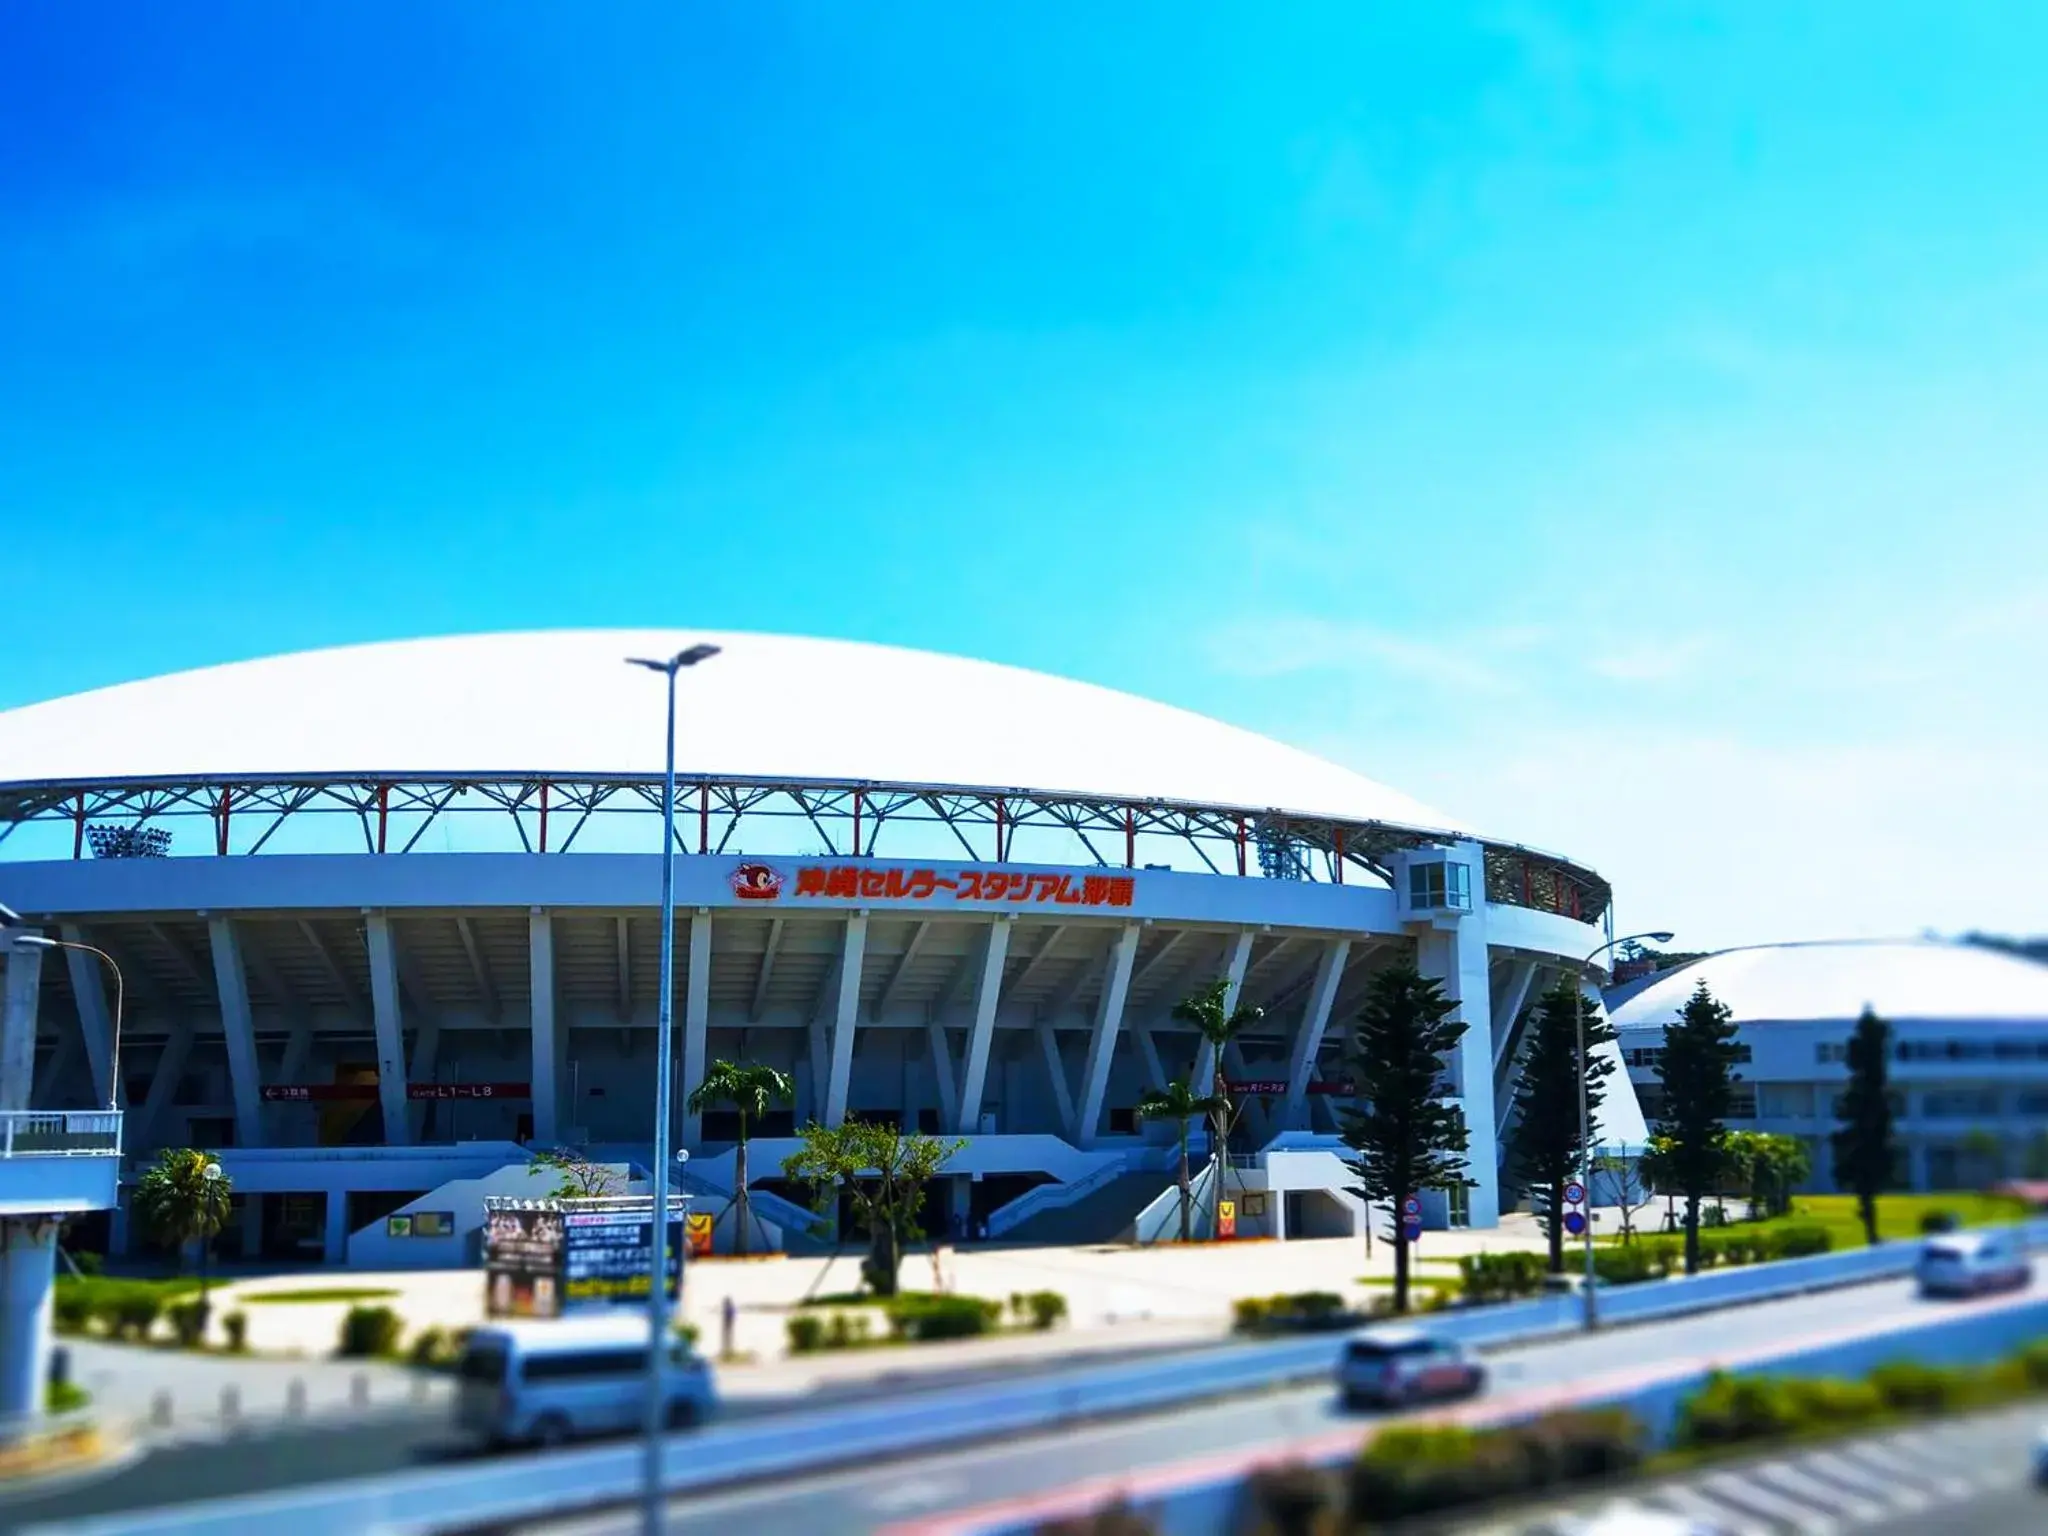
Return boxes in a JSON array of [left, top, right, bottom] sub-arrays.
[[1172, 977, 1265, 1237], [687, 1059, 795, 1256], [131, 1149, 233, 1300], [1136, 1082, 1228, 1241]]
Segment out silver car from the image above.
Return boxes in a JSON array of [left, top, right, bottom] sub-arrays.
[[1335, 1327, 1484, 1410], [1915, 1231, 2031, 1298]]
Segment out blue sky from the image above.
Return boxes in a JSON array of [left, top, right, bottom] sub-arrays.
[[3, 3, 2044, 947]]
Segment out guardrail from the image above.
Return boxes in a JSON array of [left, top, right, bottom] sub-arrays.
[[46, 1216, 2048, 1536], [985, 1156, 1131, 1238], [0, 1110, 121, 1158]]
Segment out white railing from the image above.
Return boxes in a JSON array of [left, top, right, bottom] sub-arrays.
[[985, 1157, 1131, 1238], [0, 1111, 121, 1158]]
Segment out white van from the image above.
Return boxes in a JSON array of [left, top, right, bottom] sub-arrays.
[[455, 1313, 717, 1448], [1915, 1229, 2031, 1298]]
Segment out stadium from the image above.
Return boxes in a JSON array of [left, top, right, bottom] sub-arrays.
[[0, 630, 1637, 1266]]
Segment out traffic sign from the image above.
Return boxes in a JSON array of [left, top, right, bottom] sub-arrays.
[[1564, 1181, 1586, 1206], [1402, 1216, 1422, 1240], [1402, 1196, 1422, 1217], [1563, 1210, 1587, 1236]]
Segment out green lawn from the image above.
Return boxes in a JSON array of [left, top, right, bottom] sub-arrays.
[[239, 1287, 401, 1305], [1614, 1192, 2031, 1249]]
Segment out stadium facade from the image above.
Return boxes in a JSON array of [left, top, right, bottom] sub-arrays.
[[0, 631, 1638, 1264], [1611, 940, 2048, 1193]]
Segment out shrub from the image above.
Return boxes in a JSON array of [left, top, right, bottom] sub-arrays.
[[1869, 1360, 1965, 1413], [337, 1304, 404, 1359], [825, 1311, 873, 1349], [1242, 1463, 1334, 1536], [47, 1380, 90, 1415], [1675, 1372, 1805, 1448], [1231, 1292, 1352, 1335], [1513, 1408, 1645, 1485], [222, 1311, 249, 1353], [1921, 1209, 1960, 1234], [110, 1286, 165, 1342], [1457, 1251, 1548, 1304], [1346, 1410, 1642, 1521], [887, 1293, 1002, 1342], [408, 1326, 466, 1370], [1592, 1245, 1660, 1287], [166, 1298, 211, 1349], [69, 1251, 104, 1277], [53, 1284, 94, 1336], [2017, 1339, 2048, 1388], [1783, 1376, 1885, 1428], [1765, 1224, 1833, 1260], [786, 1314, 826, 1354], [1011, 1294, 1073, 1327]]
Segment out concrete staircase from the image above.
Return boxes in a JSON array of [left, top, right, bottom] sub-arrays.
[[998, 1171, 1180, 1246]]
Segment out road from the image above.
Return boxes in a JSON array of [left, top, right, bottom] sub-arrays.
[[1465, 1400, 2046, 1534], [0, 1321, 1217, 1532], [508, 1276, 1950, 1536]]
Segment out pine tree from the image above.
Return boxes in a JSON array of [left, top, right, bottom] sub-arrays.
[[1830, 1007, 1895, 1246], [1505, 979, 1615, 1273], [1653, 979, 1743, 1274], [1338, 963, 1472, 1314]]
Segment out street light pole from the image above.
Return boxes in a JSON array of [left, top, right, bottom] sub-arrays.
[[626, 643, 719, 1536], [8, 934, 124, 1110], [1574, 929, 1674, 1331]]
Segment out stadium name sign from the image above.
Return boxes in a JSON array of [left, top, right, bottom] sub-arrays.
[[731, 862, 1138, 908]]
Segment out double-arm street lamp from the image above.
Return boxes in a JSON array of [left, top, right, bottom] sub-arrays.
[[625, 643, 720, 1536], [0, 906, 126, 1111], [1574, 929, 1674, 1330]]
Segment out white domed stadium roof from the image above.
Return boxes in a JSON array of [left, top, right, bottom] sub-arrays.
[[0, 630, 1473, 835], [1608, 940, 2048, 1029]]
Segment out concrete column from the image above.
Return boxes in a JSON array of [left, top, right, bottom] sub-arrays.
[[1075, 922, 1141, 1147], [134, 1025, 192, 1148], [207, 919, 266, 1148], [823, 915, 868, 1128], [270, 1024, 314, 1144], [528, 911, 558, 1147], [33, 1032, 78, 1108], [1490, 959, 1539, 1075], [323, 1189, 351, 1265], [1283, 939, 1351, 1130], [1037, 1026, 1076, 1139], [956, 918, 1012, 1134], [1133, 1027, 1167, 1093], [0, 1217, 58, 1421], [1, 934, 45, 1112], [927, 1021, 960, 1131], [1192, 929, 1254, 1091], [60, 927, 117, 1107], [363, 914, 413, 1148], [681, 912, 712, 1143], [405, 1021, 440, 1142], [1413, 845, 1499, 1228]]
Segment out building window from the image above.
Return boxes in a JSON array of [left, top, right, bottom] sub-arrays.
[[1816, 1043, 1848, 1065], [1921, 1090, 2000, 1119], [1408, 861, 1472, 913], [188, 1116, 235, 1148], [1107, 1107, 1137, 1135], [2016, 1091, 2048, 1118], [1727, 1091, 1758, 1119]]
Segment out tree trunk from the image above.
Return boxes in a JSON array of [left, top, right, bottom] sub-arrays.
[[1392, 1226, 1411, 1314], [1546, 1178, 1565, 1274], [865, 1221, 901, 1298], [735, 1124, 752, 1259], [1859, 1189, 1879, 1247], [1176, 1129, 1191, 1243], [1683, 1193, 1701, 1275]]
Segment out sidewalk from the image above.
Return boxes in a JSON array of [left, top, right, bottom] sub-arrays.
[[58, 1339, 448, 1438]]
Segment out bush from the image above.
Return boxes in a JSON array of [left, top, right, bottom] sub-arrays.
[[47, 1380, 90, 1415], [165, 1298, 211, 1349], [1921, 1209, 1960, 1234], [222, 1311, 249, 1353], [53, 1284, 94, 1336], [1783, 1376, 1885, 1428], [887, 1293, 1002, 1342], [1869, 1360, 1966, 1413], [336, 1305, 403, 1359], [1591, 1244, 1663, 1287], [408, 1326, 466, 1371], [1242, 1463, 1334, 1536], [1347, 1409, 1642, 1521], [1009, 1290, 1068, 1331], [826, 1311, 873, 1349], [2017, 1339, 2048, 1388], [1457, 1251, 1549, 1304], [1675, 1372, 1806, 1448], [1231, 1292, 1352, 1335], [786, 1313, 826, 1354], [110, 1286, 165, 1342]]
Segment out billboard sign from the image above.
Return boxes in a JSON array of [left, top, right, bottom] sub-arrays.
[[484, 1206, 564, 1319], [483, 1199, 683, 1317]]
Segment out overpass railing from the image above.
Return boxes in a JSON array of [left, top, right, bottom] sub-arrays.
[[0, 1111, 121, 1158]]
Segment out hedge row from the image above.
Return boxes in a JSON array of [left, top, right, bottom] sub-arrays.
[[787, 1291, 1046, 1353], [53, 1277, 203, 1342], [1592, 1223, 1834, 1287], [1231, 1292, 1356, 1335]]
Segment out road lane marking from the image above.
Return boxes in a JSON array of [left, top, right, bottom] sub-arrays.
[[1799, 1449, 1930, 1516], [1755, 1459, 1887, 1521], [1697, 1468, 1839, 1533], [1643, 1483, 1773, 1536]]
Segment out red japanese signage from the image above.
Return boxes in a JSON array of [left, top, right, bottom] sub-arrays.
[[786, 866, 1136, 908], [261, 1083, 531, 1103]]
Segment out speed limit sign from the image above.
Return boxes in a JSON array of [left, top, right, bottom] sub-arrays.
[[1564, 1181, 1586, 1206]]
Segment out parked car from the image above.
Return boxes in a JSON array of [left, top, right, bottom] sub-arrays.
[[455, 1313, 717, 1448], [1914, 1230, 2031, 1298], [1335, 1328, 1484, 1410]]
